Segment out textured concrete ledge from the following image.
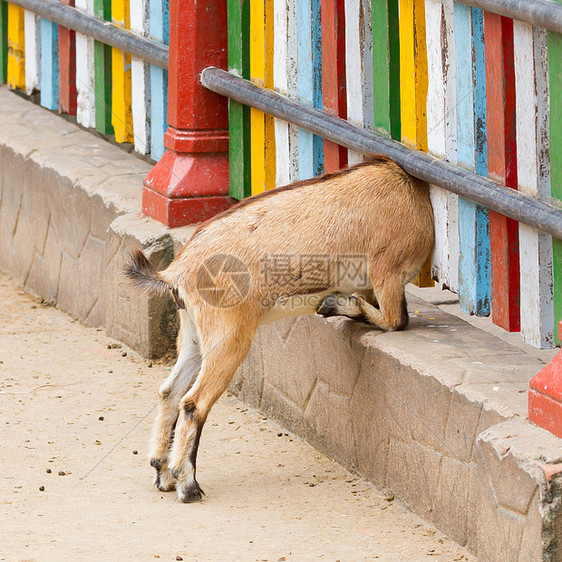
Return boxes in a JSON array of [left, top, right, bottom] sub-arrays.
[[0, 86, 176, 357], [1, 86, 561, 560]]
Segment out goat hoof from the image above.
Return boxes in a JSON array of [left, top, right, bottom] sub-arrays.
[[154, 468, 176, 492], [150, 457, 165, 471], [317, 293, 340, 317], [177, 479, 205, 503]]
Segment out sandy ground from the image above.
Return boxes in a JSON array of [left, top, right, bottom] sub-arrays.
[[0, 275, 474, 561]]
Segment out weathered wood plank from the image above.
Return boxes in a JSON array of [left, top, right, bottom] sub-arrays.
[[485, 12, 520, 332], [40, 18, 59, 109], [513, 22, 554, 348], [0, 1, 7, 83], [264, 0, 276, 189], [400, 0, 433, 287], [287, 0, 300, 180], [228, 0, 251, 198], [321, 0, 342, 172], [454, 3, 491, 314], [312, 0, 324, 175], [130, 0, 150, 155], [58, 0, 77, 115], [345, 0, 373, 165], [297, 0, 314, 178], [250, 0, 266, 194], [94, 0, 113, 134], [7, 3, 25, 90], [547, 9, 562, 345], [75, 0, 96, 128], [425, 0, 457, 291], [24, 10, 39, 94], [111, 0, 134, 144], [149, 0, 169, 160], [274, 0, 291, 187]]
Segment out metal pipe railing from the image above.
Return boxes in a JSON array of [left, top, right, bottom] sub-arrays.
[[201, 67, 562, 241], [7, 0, 169, 69], [459, 0, 562, 34]]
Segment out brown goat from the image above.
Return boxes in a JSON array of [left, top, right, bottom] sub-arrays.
[[124, 156, 434, 502]]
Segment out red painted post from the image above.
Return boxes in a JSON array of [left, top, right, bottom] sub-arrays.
[[142, 0, 235, 227], [59, 0, 77, 115], [321, 0, 347, 172], [529, 322, 562, 439], [321, 0, 340, 173], [336, 0, 347, 169], [485, 13, 520, 332]]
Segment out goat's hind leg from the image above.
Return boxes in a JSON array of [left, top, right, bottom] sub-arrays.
[[168, 321, 255, 503], [150, 311, 201, 491]]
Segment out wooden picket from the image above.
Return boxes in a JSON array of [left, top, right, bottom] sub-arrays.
[[94, 0, 112, 134], [513, 22, 554, 347], [39, 17, 58, 110], [485, 13, 521, 332], [75, 0, 95, 128], [320, 0, 347, 173], [297, 0, 314, 178], [24, 9, 39, 94], [7, 3, 24, 90], [58, 0, 77, 115], [227, 0, 251, 199], [111, 0, 133, 143], [455, 4, 491, 314], [398, 0, 433, 287], [148, 0, 168, 160], [0, 2, 7, 83], [273, 0, 290, 186], [249, 0, 275, 194], [425, 0, 458, 292], [130, 0, 149, 154], [549, 14, 562, 346]]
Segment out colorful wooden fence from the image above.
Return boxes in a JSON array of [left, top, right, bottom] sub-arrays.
[[226, 0, 561, 349], [0, 0, 169, 158], [0, 0, 561, 351]]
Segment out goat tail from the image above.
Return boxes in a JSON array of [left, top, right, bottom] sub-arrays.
[[124, 249, 171, 296]]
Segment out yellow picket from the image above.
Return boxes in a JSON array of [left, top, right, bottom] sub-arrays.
[[399, 0, 433, 286], [7, 3, 25, 90], [111, 0, 134, 144]]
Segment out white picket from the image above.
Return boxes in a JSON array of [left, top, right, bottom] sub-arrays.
[[24, 10, 40, 95], [513, 22, 554, 348], [130, 0, 150, 155], [75, 0, 96, 128]]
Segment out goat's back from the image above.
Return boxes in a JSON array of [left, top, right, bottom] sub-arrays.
[[163, 158, 434, 287]]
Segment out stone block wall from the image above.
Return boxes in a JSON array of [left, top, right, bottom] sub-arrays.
[[231, 312, 562, 560], [0, 89, 177, 358]]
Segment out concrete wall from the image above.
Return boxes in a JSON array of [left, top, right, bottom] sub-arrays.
[[0, 88, 177, 358]]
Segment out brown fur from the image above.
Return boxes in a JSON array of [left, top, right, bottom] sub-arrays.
[[124, 157, 434, 502]]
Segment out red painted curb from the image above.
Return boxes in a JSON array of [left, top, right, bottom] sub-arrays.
[[529, 342, 562, 439]]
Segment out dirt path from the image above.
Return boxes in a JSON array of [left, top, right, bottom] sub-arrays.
[[0, 275, 473, 561]]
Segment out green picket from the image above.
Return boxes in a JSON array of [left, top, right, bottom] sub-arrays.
[[94, 0, 113, 135], [0, 1, 7, 83], [371, 0, 400, 141], [548, 21, 562, 344], [227, 0, 251, 200]]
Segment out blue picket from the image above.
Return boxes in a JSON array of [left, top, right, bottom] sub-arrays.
[[297, 0, 314, 179], [40, 18, 59, 110], [455, 2, 491, 316], [149, 0, 169, 161]]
